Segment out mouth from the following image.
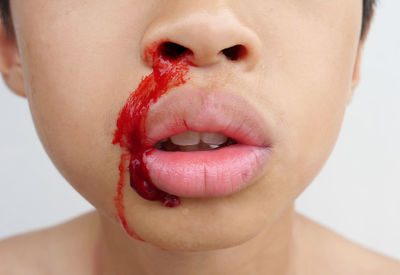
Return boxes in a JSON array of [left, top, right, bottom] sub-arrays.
[[142, 88, 273, 198]]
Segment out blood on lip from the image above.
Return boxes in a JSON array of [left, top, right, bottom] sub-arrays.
[[112, 42, 192, 238]]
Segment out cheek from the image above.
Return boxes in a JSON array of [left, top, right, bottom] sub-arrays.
[[253, 0, 362, 196], [25, 77, 123, 212], [12, 2, 153, 212]]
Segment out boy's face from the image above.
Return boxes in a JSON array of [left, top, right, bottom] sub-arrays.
[[6, 0, 363, 250]]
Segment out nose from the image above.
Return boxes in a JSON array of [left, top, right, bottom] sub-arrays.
[[140, 9, 262, 71]]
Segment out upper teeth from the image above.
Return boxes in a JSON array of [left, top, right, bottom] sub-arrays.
[[170, 131, 228, 146]]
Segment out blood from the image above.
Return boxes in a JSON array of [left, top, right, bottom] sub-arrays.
[[112, 42, 192, 238]]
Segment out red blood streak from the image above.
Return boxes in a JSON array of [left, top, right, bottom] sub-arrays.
[[112, 43, 192, 238]]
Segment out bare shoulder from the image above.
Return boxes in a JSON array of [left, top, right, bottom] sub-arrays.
[[293, 212, 400, 275], [0, 211, 99, 275]]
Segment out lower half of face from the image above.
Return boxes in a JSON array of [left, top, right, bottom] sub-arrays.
[[11, 0, 362, 250]]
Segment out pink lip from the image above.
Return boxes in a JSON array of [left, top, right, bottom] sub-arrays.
[[143, 88, 273, 197]]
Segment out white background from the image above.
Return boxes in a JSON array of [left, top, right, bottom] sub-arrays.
[[0, 0, 399, 260]]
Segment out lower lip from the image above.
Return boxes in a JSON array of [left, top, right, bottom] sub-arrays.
[[144, 144, 270, 197]]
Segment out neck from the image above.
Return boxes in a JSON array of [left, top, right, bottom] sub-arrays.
[[95, 204, 296, 275]]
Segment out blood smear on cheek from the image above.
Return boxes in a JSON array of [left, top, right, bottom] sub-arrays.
[[112, 44, 192, 239]]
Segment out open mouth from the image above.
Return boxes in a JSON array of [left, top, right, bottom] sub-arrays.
[[142, 88, 273, 198], [155, 131, 238, 152]]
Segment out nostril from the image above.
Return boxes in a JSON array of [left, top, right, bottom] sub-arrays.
[[221, 44, 247, 61], [159, 42, 192, 60]]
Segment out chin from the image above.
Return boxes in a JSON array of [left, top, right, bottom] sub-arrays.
[[141, 227, 258, 252], [120, 190, 273, 252]]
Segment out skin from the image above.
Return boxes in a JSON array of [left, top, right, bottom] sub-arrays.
[[0, 0, 399, 274]]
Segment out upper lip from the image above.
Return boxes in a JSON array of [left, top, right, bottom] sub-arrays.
[[143, 88, 273, 148]]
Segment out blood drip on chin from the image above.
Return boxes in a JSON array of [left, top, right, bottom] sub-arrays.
[[112, 43, 192, 238]]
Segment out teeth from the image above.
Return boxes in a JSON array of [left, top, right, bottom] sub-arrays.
[[170, 131, 200, 146], [200, 132, 228, 145], [169, 131, 229, 148]]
